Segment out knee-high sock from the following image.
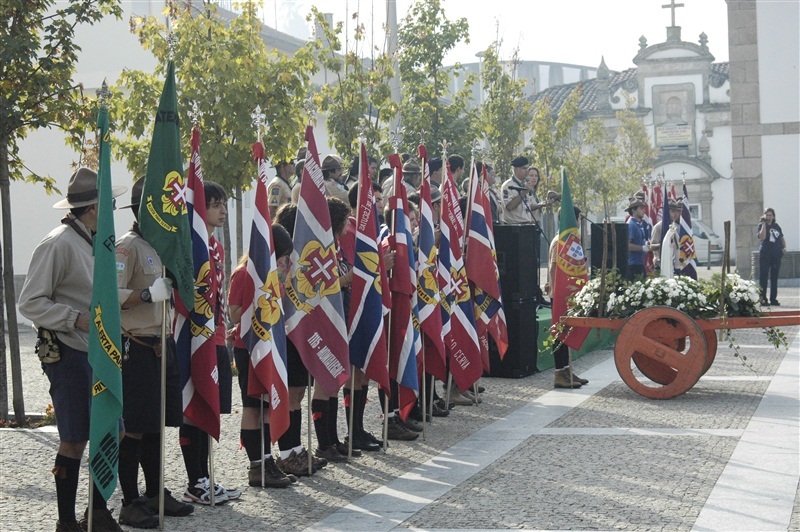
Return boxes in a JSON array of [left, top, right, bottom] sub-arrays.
[[53, 454, 80, 523], [327, 396, 341, 445], [291, 409, 303, 449], [311, 399, 330, 449], [180, 424, 203, 485], [118, 436, 142, 505], [140, 433, 162, 499], [241, 429, 262, 462]]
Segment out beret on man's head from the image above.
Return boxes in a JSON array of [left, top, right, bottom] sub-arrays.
[[428, 158, 442, 172], [510, 156, 529, 168]]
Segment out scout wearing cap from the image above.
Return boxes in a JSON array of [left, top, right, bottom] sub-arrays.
[[501, 155, 535, 223], [510, 155, 529, 169]]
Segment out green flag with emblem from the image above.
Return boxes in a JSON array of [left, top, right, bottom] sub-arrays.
[[88, 105, 123, 501], [138, 61, 193, 307]]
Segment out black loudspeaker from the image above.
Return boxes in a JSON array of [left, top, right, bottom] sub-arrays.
[[494, 224, 539, 300], [589, 222, 629, 278], [488, 299, 538, 378]]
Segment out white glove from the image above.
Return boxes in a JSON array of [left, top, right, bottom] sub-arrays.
[[642, 243, 650, 253], [148, 277, 173, 303]]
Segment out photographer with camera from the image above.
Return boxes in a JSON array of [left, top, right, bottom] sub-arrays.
[[757, 208, 786, 306]]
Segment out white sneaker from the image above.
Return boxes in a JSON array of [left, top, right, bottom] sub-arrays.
[[201, 477, 241, 500], [182, 479, 228, 505]]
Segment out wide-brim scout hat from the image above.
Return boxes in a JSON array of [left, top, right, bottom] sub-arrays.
[[321, 154, 343, 171], [402, 159, 422, 176], [430, 187, 442, 204], [669, 198, 683, 210], [53, 167, 127, 209], [118, 178, 145, 209], [625, 198, 646, 213]]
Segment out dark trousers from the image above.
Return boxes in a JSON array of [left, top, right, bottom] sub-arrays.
[[759, 251, 782, 302]]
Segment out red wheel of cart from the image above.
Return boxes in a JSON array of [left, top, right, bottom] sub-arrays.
[[616, 307, 708, 399]]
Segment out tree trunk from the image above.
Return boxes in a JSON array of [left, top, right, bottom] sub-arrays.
[[0, 242, 8, 422], [0, 136, 26, 424], [235, 181, 243, 265]]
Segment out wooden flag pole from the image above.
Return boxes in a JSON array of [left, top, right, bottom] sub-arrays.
[[306, 374, 313, 475], [158, 266, 167, 528], [420, 346, 427, 441], [259, 400, 266, 487], [347, 367, 356, 459], [87, 471, 94, 531]]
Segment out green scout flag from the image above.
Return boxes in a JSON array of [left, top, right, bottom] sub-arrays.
[[138, 61, 193, 307], [88, 105, 124, 501]]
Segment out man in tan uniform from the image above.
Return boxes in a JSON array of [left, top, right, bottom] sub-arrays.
[[267, 160, 294, 219], [19, 168, 127, 532], [115, 179, 192, 527], [322, 154, 348, 202]]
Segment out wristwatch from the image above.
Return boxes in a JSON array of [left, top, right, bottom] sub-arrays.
[[141, 288, 152, 303]]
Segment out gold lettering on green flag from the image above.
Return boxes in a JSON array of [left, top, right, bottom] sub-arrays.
[[88, 106, 123, 501], [138, 61, 193, 307]]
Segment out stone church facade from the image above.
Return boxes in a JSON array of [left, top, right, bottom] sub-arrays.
[[530, 18, 735, 263]]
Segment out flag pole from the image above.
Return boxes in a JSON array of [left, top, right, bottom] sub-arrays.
[[208, 434, 216, 505], [347, 367, 355, 459], [87, 472, 94, 532], [382, 311, 392, 452], [306, 374, 313, 475], [260, 399, 266, 487], [421, 345, 427, 440], [158, 267, 167, 528]]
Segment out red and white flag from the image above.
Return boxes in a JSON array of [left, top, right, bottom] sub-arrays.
[[237, 141, 290, 442], [173, 126, 221, 440], [416, 146, 446, 381], [348, 143, 390, 392], [465, 161, 508, 371], [439, 159, 482, 392], [283, 126, 350, 395]]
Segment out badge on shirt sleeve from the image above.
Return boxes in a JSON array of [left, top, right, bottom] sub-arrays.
[[117, 261, 125, 272], [146, 256, 155, 265]]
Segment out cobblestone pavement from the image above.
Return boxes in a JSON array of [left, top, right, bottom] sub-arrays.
[[2, 287, 798, 531]]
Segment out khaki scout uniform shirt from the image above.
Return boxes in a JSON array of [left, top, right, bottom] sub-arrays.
[[267, 176, 293, 211], [19, 215, 94, 351], [116, 230, 171, 336], [501, 176, 535, 224], [324, 178, 349, 203]]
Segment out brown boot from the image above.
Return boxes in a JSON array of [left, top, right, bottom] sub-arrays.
[[554, 368, 582, 389]]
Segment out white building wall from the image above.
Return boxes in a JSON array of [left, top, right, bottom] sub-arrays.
[[757, 1, 800, 124], [761, 135, 800, 250]]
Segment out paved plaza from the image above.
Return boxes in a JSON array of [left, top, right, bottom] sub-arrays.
[[2, 287, 798, 531]]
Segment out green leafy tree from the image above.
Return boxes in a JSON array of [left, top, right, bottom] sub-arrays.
[[397, 0, 476, 158], [0, 0, 122, 424], [72, 1, 318, 272], [310, 7, 397, 161], [479, 45, 532, 179]]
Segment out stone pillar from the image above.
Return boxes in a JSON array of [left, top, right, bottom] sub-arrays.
[[727, 0, 762, 277]]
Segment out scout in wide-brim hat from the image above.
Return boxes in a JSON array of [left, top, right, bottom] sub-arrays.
[[625, 198, 646, 213], [118, 178, 145, 210], [52, 167, 127, 209]]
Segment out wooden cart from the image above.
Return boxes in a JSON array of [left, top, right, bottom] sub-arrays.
[[563, 306, 800, 399]]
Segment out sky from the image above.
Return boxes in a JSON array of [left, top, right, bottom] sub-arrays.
[[264, 0, 729, 71]]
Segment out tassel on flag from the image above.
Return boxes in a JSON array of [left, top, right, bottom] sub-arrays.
[[465, 161, 508, 370], [416, 146, 446, 381], [87, 104, 123, 501], [283, 126, 350, 395], [238, 141, 290, 443], [172, 126, 221, 440], [552, 168, 591, 350], [387, 153, 421, 419], [678, 184, 698, 279], [439, 159, 482, 392], [348, 143, 390, 392]]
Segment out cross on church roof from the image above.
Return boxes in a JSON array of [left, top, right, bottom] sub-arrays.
[[662, 0, 684, 27]]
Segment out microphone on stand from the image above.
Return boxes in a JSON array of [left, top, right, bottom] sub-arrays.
[[508, 186, 530, 193]]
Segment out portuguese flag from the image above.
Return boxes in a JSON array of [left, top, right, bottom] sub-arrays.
[[552, 168, 590, 350]]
